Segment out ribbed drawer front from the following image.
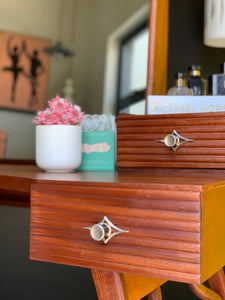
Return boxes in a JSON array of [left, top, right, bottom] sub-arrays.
[[117, 112, 225, 169], [30, 182, 202, 284]]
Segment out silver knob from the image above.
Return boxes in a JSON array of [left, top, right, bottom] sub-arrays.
[[164, 134, 179, 148], [156, 130, 194, 151], [84, 216, 128, 244], [89, 223, 111, 241]]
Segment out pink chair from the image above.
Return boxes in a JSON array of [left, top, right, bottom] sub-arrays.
[[0, 131, 7, 158]]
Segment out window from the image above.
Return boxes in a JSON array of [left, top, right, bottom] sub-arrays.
[[117, 21, 149, 115]]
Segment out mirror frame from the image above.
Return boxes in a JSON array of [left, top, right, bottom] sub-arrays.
[[146, 0, 169, 100]]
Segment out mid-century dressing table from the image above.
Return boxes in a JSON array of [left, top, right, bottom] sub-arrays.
[[0, 162, 225, 300], [0, 0, 225, 299]]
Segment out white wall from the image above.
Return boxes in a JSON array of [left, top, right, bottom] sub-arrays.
[[0, 0, 76, 158], [73, 0, 149, 114]]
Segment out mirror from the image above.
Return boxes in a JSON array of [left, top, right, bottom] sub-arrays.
[[0, 0, 150, 160], [3, 0, 222, 160]]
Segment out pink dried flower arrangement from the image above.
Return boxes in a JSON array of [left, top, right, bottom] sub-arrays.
[[33, 96, 84, 125]]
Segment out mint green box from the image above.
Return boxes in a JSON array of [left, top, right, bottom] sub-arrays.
[[77, 131, 116, 171]]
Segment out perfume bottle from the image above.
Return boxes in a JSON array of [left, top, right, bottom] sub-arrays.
[[208, 62, 225, 95], [167, 73, 192, 95], [187, 65, 208, 95]]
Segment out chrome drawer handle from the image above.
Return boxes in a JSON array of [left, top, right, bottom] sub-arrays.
[[84, 216, 128, 244], [156, 130, 194, 151]]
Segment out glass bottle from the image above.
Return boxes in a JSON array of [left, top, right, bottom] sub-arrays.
[[167, 73, 192, 95], [208, 62, 225, 95], [187, 65, 208, 95]]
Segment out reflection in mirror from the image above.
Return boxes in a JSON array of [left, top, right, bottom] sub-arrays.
[[117, 22, 149, 115], [3, 1, 224, 160], [0, 0, 150, 160], [102, 1, 150, 115]]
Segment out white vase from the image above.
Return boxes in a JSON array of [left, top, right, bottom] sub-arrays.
[[35, 125, 82, 172]]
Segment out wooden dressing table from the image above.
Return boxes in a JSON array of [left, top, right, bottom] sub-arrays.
[[0, 0, 225, 299], [0, 163, 225, 299]]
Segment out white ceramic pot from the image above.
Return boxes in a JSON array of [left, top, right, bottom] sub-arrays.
[[35, 125, 82, 172]]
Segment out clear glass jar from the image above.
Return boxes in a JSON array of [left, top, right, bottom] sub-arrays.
[[167, 73, 192, 95]]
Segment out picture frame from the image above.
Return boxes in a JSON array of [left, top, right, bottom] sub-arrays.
[[0, 31, 50, 112]]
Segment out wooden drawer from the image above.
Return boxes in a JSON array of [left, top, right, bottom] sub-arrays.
[[30, 179, 225, 284], [117, 112, 225, 169]]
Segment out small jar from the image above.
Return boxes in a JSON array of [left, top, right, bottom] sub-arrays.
[[167, 73, 192, 95]]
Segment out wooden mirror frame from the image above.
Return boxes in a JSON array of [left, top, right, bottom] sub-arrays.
[[146, 0, 169, 100]]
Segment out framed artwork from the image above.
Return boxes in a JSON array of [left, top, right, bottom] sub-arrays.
[[0, 31, 50, 112]]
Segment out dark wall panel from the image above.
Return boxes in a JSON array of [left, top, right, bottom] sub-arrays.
[[0, 205, 97, 300], [168, 0, 225, 90]]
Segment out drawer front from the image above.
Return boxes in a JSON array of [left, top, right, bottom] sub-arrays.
[[30, 183, 201, 284], [117, 112, 225, 169]]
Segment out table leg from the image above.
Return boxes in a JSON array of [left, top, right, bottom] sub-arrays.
[[92, 269, 225, 300], [189, 283, 223, 300], [92, 269, 126, 300], [208, 269, 225, 299], [147, 287, 162, 300]]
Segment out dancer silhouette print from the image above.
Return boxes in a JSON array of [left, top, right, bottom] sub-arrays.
[[23, 41, 45, 106], [2, 36, 24, 102]]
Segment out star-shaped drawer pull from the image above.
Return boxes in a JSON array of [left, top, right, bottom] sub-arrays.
[[84, 216, 129, 244], [156, 130, 194, 151]]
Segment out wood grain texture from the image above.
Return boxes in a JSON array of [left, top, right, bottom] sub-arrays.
[[147, 287, 162, 300], [202, 183, 225, 282], [146, 0, 169, 97], [189, 284, 223, 300], [91, 270, 126, 300], [117, 112, 225, 169], [121, 274, 165, 300], [0, 189, 30, 207], [208, 269, 225, 299], [30, 182, 202, 284], [0, 164, 224, 290], [0, 161, 36, 207]]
